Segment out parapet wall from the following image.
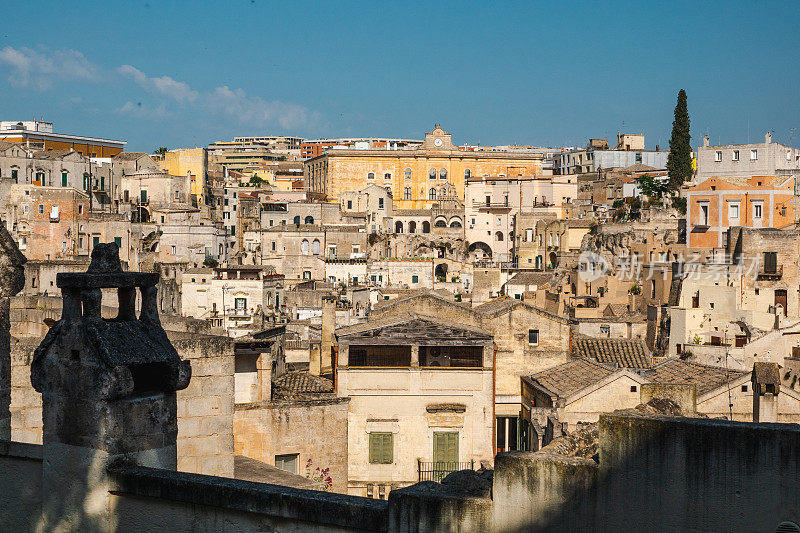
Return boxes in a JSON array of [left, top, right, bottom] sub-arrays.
[[9, 331, 236, 478]]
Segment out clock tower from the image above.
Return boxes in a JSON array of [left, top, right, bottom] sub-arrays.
[[420, 124, 457, 151]]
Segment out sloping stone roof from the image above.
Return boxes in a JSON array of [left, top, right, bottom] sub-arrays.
[[527, 358, 615, 398], [752, 362, 780, 386], [647, 359, 748, 396], [274, 371, 333, 394], [506, 272, 552, 287], [113, 151, 150, 161], [337, 313, 491, 344], [572, 335, 652, 369]]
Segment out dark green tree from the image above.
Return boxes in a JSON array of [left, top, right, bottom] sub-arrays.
[[155, 146, 169, 157], [667, 89, 692, 189]]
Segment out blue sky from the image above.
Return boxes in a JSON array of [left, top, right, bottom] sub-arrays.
[[1, 1, 798, 152]]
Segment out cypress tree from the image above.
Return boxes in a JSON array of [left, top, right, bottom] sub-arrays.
[[667, 89, 692, 190]]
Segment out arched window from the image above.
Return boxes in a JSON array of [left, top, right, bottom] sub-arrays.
[[301, 239, 310, 255], [368, 172, 375, 179], [429, 167, 437, 179], [435, 219, 447, 228], [395, 221, 403, 233], [304, 216, 314, 224], [404, 168, 412, 179], [409, 221, 417, 233], [439, 167, 447, 180], [404, 187, 411, 200], [293, 215, 301, 225], [464, 169, 471, 179], [422, 221, 431, 233], [312, 239, 320, 255], [449, 219, 462, 228], [429, 188, 437, 200], [496, 231, 504, 242]]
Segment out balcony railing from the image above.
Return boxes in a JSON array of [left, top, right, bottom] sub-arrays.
[[757, 265, 783, 280], [418, 460, 475, 482]]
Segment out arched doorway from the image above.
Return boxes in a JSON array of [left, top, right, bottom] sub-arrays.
[[549, 252, 558, 269], [422, 221, 431, 233], [395, 221, 403, 233], [409, 221, 417, 233], [468, 241, 493, 260], [435, 263, 448, 281]]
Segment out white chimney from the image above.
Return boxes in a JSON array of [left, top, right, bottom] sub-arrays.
[[766, 131, 772, 144]]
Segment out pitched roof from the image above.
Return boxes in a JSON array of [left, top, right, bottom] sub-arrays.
[[274, 371, 333, 394], [113, 151, 150, 161], [473, 297, 517, 315], [527, 358, 615, 398], [336, 313, 491, 344], [506, 272, 552, 287], [0, 140, 20, 152], [572, 335, 652, 369], [752, 362, 780, 385], [647, 359, 748, 396]]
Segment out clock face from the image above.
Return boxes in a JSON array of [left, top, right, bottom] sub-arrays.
[[434, 138, 443, 147]]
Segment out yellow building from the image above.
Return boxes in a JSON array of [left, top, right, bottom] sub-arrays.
[[162, 148, 208, 204], [304, 125, 543, 208]]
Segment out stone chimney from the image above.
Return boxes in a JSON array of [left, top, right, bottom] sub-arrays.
[[315, 296, 336, 376], [0, 224, 26, 440], [31, 243, 190, 530], [752, 362, 780, 423]]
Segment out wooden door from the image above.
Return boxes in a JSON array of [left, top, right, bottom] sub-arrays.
[[775, 289, 787, 316]]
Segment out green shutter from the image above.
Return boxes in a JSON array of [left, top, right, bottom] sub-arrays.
[[433, 432, 458, 464], [369, 433, 381, 464], [381, 433, 393, 464], [114, 237, 122, 248], [61, 172, 67, 187], [369, 433, 393, 464]]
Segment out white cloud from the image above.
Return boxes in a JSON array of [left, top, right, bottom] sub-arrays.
[[118, 65, 198, 103], [0, 46, 99, 90], [118, 65, 317, 130], [117, 101, 172, 120]]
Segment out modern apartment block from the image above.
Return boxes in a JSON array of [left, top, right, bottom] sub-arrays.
[[695, 132, 800, 182]]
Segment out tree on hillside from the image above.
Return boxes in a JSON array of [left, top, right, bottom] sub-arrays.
[[667, 89, 692, 190]]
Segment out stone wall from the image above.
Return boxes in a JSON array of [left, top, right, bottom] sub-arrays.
[[10, 337, 41, 444], [234, 397, 350, 493], [169, 332, 236, 478], [9, 331, 236, 478], [0, 441, 42, 532]]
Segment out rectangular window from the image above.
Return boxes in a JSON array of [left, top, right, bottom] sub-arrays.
[[715, 151, 722, 162], [412, 275, 419, 283], [275, 453, 299, 475], [699, 201, 709, 225], [271, 241, 276, 251], [93, 236, 100, 246], [728, 202, 739, 220], [750, 149, 758, 160], [433, 432, 458, 464], [114, 237, 122, 248], [732, 150, 739, 161], [171, 245, 176, 255], [369, 433, 393, 464], [528, 329, 539, 345], [753, 202, 763, 219], [38, 204, 44, 214], [11, 169, 18, 182], [347, 200, 353, 209], [234, 297, 246, 309], [379, 198, 384, 209]]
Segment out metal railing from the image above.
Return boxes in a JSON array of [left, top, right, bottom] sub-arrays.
[[417, 460, 475, 482]]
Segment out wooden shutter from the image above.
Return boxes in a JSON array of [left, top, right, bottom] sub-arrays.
[[369, 433, 380, 463], [433, 432, 458, 464], [381, 433, 393, 464]]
